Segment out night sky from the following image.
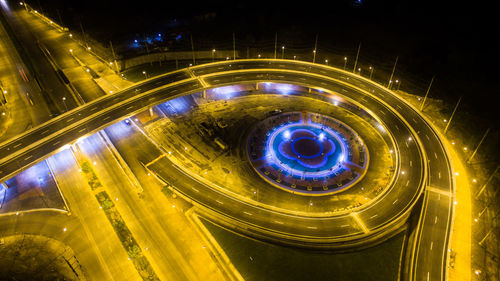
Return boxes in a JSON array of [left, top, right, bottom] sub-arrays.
[[28, 0, 499, 123]]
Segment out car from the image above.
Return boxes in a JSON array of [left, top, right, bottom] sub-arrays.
[[269, 109, 282, 115], [124, 119, 132, 125]]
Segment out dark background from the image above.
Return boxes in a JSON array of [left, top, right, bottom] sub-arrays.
[[26, 0, 499, 124]]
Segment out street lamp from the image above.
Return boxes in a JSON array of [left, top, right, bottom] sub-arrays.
[[142, 70, 148, 79], [369, 66, 373, 79], [395, 79, 401, 91], [343, 57, 347, 70], [325, 59, 328, 65], [358, 67, 361, 75], [281, 46, 285, 59], [62, 97, 67, 112], [312, 50, 317, 63], [212, 49, 216, 62]]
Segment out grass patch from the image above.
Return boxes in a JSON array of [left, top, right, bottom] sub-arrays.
[[202, 218, 405, 281]]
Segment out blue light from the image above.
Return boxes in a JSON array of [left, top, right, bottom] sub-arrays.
[[208, 86, 242, 100], [283, 130, 291, 140], [318, 132, 325, 141]]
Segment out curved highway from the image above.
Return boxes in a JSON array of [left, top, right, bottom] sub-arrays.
[[0, 59, 454, 281]]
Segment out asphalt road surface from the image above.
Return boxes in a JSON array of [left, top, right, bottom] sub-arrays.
[[0, 59, 453, 280]]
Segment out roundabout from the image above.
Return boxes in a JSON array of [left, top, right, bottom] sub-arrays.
[[0, 60, 453, 281], [248, 111, 368, 195]]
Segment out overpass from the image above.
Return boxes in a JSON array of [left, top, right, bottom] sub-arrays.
[[0, 59, 454, 280]]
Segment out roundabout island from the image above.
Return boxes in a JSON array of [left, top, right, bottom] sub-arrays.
[[248, 111, 368, 195]]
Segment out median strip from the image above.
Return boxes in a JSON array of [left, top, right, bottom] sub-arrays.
[[78, 159, 159, 281]]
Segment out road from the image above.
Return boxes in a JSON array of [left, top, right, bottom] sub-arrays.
[[47, 148, 142, 281], [75, 130, 225, 281], [0, 7, 53, 141], [0, 59, 453, 280]]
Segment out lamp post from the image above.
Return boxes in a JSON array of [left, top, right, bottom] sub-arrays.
[[353, 42, 361, 73], [312, 34, 318, 63], [142, 70, 148, 79], [62, 97, 67, 112], [343, 57, 347, 70], [420, 75, 435, 111], [467, 128, 490, 164], [443, 96, 462, 134], [212, 49, 216, 62], [395, 79, 401, 91], [387, 56, 398, 88], [369, 66, 373, 80]]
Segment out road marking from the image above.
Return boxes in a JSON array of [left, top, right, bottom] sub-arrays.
[[66, 118, 74, 122], [427, 271, 430, 281], [126, 106, 134, 110], [438, 172, 442, 179], [103, 116, 110, 121], [430, 241, 433, 250], [90, 107, 98, 111], [351, 212, 369, 234], [24, 155, 33, 161], [145, 154, 166, 167], [434, 216, 438, 224], [243, 211, 253, 216], [78, 128, 86, 133], [307, 226, 318, 229], [52, 141, 61, 146], [13, 143, 22, 148], [370, 214, 378, 219], [340, 224, 350, 228], [406, 180, 410, 187], [434, 152, 438, 159], [428, 186, 451, 197], [379, 110, 386, 115], [425, 134, 430, 140], [393, 199, 398, 205], [216, 200, 223, 205], [41, 129, 50, 134], [273, 220, 284, 225], [410, 160, 413, 167], [395, 125, 399, 130], [396, 105, 402, 109]]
